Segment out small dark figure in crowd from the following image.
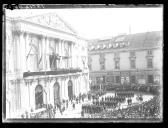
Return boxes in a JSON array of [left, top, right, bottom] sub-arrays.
[[139, 95, 143, 102], [25, 111, 29, 118], [53, 105, 56, 116], [73, 102, 75, 109], [81, 110, 84, 117], [21, 114, 25, 118], [66, 100, 69, 109], [127, 98, 132, 106], [31, 108, 34, 112], [62, 106, 65, 113], [82, 96, 84, 102], [76, 97, 78, 104]]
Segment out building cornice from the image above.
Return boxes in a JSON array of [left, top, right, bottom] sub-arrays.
[[16, 18, 78, 37], [90, 68, 161, 74], [88, 47, 162, 55]]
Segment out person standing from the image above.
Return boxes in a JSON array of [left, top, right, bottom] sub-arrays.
[[73, 101, 75, 109], [81, 110, 84, 118], [66, 100, 69, 109]]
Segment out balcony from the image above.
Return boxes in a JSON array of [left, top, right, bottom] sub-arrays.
[[23, 68, 82, 78]]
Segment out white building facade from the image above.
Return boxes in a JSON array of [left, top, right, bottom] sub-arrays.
[[5, 13, 89, 118]]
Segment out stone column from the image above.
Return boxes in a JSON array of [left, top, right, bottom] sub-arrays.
[[64, 78, 67, 100], [41, 36, 46, 71], [62, 78, 65, 100], [74, 77, 76, 96], [77, 77, 79, 96], [46, 37, 50, 70], [58, 39, 62, 69], [15, 33, 21, 72], [59, 79, 63, 101], [24, 33, 28, 72], [19, 32, 26, 72], [65, 77, 68, 100], [70, 43, 72, 68], [76, 77, 78, 96]]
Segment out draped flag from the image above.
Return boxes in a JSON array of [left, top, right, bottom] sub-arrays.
[[26, 44, 33, 61], [38, 43, 42, 66], [82, 56, 86, 67]]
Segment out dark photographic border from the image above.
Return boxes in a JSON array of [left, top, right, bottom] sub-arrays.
[[2, 4, 165, 124]]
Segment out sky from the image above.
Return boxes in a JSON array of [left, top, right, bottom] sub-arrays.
[[6, 7, 163, 39]]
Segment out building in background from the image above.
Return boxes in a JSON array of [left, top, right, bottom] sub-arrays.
[[6, 12, 89, 118], [88, 31, 162, 90]]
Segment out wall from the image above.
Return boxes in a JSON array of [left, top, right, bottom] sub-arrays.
[[91, 54, 100, 71], [105, 53, 114, 70], [120, 52, 130, 70], [136, 50, 147, 69], [153, 48, 162, 70]]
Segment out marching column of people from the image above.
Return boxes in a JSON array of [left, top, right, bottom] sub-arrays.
[[81, 91, 136, 117]]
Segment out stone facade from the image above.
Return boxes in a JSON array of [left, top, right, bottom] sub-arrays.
[[88, 32, 162, 87], [5, 13, 89, 118]]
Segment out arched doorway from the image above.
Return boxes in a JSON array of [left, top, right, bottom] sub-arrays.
[[53, 82, 60, 106], [68, 80, 73, 100], [35, 85, 43, 109]]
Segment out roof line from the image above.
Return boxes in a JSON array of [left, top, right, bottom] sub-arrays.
[[23, 11, 77, 34], [88, 31, 162, 41]]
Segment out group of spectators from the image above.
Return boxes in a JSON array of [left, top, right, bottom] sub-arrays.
[[88, 96, 160, 119], [21, 93, 89, 119], [115, 91, 134, 98], [91, 84, 160, 95], [82, 104, 104, 115]]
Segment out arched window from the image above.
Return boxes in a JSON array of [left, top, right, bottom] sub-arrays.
[[53, 82, 60, 105], [68, 80, 73, 100], [35, 85, 43, 109]]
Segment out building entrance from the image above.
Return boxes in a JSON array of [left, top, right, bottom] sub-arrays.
[[35, 85, 43, 109], [68, 80, 73, 100], [53, 82, 60, 106]]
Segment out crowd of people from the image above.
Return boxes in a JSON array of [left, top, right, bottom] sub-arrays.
[[115, 91, 134, 98], [82, 104, 104, 114], [91, 84, 160, 95], [21, 93, 89, 119], [88, 96, 160, 119], [82, 92, 135, 116], [20, 87, 161, 119]]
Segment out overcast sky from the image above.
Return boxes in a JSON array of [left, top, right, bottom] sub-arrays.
[[6, 7, 163, 39]]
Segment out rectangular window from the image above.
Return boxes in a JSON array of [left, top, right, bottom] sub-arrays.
[[130, 51, 135, 57], [130, 59, 136, 69], [115, 61, 120, 69], [147, 50, 152, 55], [148, 75, 154, 83], [88, 64, 92, 71], [106, 76, 114, 83], [49, 54, 58, 70], [101, 64, 105, 70], [131, 76, 136, 83], [147, 58, 153, 68], [115, 76, 120, 83], [103, 76, 106, 83], [114, 52, 119, 58]]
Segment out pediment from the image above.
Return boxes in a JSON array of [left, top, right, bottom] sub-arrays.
[[24, 13, 76, 35]]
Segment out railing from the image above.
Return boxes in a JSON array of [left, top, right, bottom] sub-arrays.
[[23, 68, 82, 78]]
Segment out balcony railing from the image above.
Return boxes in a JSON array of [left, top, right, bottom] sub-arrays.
[[23, 68, 82, 78]]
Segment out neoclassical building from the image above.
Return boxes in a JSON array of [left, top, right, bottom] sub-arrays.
[[88, 31, 162, 89], [5, 12, 89, 118]]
